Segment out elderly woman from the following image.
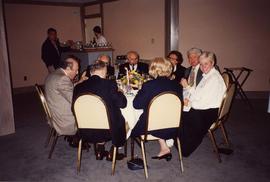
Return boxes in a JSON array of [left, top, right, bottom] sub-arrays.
[[132, 57, 183, 160], [180, 51, 226, 157]]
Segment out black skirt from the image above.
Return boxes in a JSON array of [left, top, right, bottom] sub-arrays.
[[179, 108, 219, 157]]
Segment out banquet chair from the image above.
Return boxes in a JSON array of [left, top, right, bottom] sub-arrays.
[[35, 84, 55, 148], [73, 93, 123, 175], [35, 84, 60, 159], [208, 83, 236, 162], [131, 92, 183, 179], [221, 72, 232, 88]]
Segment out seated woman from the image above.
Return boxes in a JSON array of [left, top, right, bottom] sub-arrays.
[[73, 60, 127, 160], [180, 51, 226, 157], [131, 57, 183, 160], [167, 50, 186, 83]]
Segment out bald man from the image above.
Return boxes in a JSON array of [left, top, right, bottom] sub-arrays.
[[118, 51, 149, 79]]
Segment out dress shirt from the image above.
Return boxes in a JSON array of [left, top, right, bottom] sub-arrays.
[[129, 64, 138, 71], [188, 68, 226, 110]]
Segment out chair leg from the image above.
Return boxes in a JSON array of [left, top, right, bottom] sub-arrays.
[[111, 146, 117, 175], [77, 139, 83, 173], [220, 123, 230, 147], [44, 127, 54, 148], [48, 134, 58, 159], [124, 142, 127, 157], [176, 137, 184, 173], [140, 140, 148, 179], [131, 138, 135, 160], [208, 130, 221, 163]]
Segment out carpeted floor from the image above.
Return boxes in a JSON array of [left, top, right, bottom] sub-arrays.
[[0, 91, 270, 182]]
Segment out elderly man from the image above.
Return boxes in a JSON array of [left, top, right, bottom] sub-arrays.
[[73, 60, 127, 160], [181, 47, 203, 88], [85, 54, 115, 78], [45, 55, 85, 136], [118, 51, 149, 79]]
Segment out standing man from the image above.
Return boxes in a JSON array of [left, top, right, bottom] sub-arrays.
[[45, 55, 85, 136], [41, 28, 71, 73], [93, 26, 107, 46], [181, 48, 203, 88], [118, 51, 149, 79]]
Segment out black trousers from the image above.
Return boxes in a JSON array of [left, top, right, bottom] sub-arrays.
[[179, 108, 218, 157]]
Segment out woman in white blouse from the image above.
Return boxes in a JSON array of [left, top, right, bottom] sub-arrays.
[[180, 51, 226, 157]]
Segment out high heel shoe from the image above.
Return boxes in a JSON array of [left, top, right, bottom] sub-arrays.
[[152, 153, 172, 161]]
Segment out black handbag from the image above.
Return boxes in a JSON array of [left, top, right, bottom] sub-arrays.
[[127, 158, 145, 170]]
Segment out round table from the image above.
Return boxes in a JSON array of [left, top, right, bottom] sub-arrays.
[[120, 90, 143, 138]]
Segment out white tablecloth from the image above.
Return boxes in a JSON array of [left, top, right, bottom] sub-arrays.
[[120, 91, 143, 138]]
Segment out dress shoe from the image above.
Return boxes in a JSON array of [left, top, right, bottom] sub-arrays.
[[106, 146, 125, 161], [152, 153, 172, 161], [95, 144, 108, 160]]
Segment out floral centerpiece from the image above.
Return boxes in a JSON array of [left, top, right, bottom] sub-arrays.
[[120, 70, 144, 88]]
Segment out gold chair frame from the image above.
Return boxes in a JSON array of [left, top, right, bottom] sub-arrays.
[[131, 91, 184, 179], [73, 93, 123, 175], [35, 84, 62, 159], [221, 71, 233, 88], [208, 83, 236, 162]]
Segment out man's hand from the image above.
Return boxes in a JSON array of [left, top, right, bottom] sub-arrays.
[[181, 78, 189, 88], [183, 98, 189, 106]]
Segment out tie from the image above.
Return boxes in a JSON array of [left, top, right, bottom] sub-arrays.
[[188, 67, 195, 87], [131, 64, 134, 71]]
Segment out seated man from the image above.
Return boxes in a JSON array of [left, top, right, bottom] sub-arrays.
[[181, 47, 203, 88], [118, 51, 149, 79], [73, 61, 127, 160], [85, 54, 115, 78], [45, 55, 82, 136]]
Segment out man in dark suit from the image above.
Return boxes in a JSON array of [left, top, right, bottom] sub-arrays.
[[167, 50, 186, 83], [85, 54, 115, 78], [73, 60, 127, 160], [41, 28, 71, 72], [181, 47, 203, 88], [118, 51, 149, 79]]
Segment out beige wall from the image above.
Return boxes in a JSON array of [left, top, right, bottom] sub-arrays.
[[4, 4, 82, 88], [103, 0, 165, 60], [4, 0, 270, 91], [179, 0, 270, 91]]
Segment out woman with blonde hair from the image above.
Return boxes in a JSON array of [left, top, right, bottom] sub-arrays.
[[132, 57, 183, 160]]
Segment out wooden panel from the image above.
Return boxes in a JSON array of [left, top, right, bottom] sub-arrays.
[[0, 1, 15, 136]]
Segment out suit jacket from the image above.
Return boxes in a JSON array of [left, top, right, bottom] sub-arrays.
[[72, 75, 127, 147], [41, 38, 69, 69], [131, 77, 183, 139], [184, 66, 203, 87], [85, 65, 115, 78], [172, 64, 186, 83], [44, 69, 77, 135], [118, 62, 149, 79]]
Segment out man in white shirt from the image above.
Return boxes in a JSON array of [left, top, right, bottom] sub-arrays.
[[93, 26, 107, 46], [180, 51, 226, 157]]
